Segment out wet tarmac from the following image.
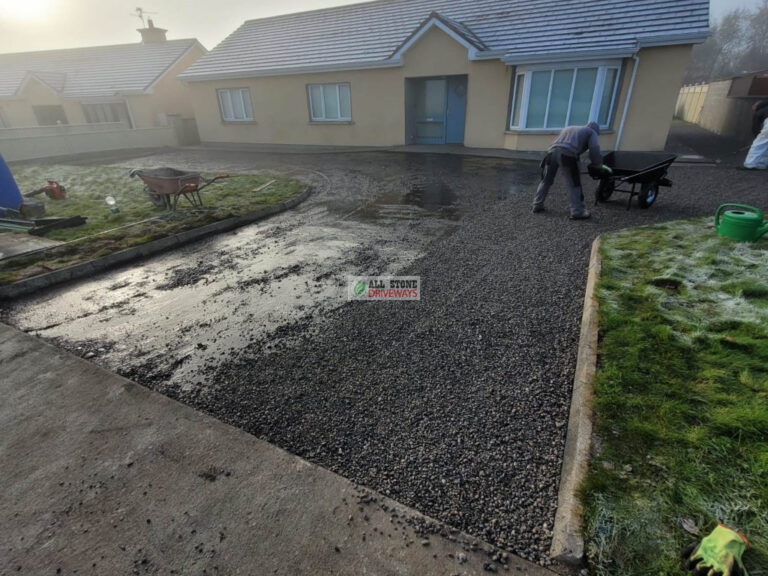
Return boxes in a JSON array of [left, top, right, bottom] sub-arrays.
[[3, 149, 532, 395]]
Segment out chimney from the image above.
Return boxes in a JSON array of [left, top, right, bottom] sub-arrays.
[[138, 19, 167, 43]]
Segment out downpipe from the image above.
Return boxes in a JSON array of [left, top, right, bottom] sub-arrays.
[[615, 53, 640, 151]]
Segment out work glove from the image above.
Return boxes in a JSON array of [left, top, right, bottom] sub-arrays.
[[682, 524, 750, 576]]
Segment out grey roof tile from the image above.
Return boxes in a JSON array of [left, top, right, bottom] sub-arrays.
[[181, 0, 709, 80], [0, 39, 201, 99]]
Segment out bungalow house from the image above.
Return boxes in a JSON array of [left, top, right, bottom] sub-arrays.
[[179, 0, 709, 152], [0, 21, 206, 161]]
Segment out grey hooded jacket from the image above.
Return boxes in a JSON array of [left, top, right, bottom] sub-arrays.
[[549, 121, 603, 167]]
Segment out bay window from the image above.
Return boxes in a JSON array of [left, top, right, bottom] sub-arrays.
[[509, 62, 621, 130]]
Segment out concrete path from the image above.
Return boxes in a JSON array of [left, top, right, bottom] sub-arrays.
[[0, 322, 553, 576], [665, 120, 747, 165], [0, 232, 61, 260]]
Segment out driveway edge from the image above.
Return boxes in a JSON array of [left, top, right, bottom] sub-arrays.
[[0, 322, 556, 576], [549, 235, 601, 565], [0, 187, 311, 300]]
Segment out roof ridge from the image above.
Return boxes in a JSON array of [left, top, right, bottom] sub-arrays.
[[242, 0, 406, 25], [0, 38, 198, 59]]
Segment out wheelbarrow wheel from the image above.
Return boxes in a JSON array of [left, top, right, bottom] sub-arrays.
[[638, 182, 659, 209], [145, 186, 165, 208], [596, 179, 614, 202]]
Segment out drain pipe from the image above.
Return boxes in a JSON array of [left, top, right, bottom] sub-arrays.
[[615, 53, 640, 151]]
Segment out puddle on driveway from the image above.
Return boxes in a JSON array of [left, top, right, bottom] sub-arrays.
[[2, 150, 535, 394]]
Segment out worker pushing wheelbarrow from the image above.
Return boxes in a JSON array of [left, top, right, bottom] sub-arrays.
[[129, 167, 230, 211]]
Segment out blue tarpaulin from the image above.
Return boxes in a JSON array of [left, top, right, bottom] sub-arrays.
[[0, 154, 23, 213]]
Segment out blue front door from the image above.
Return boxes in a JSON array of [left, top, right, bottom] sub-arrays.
[[446, 76, 467, 144], [410, 75, 467, 145], [414, 78, 447, 144]]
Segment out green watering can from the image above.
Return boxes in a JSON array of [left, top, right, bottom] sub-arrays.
[[715, 204, 768, 242]]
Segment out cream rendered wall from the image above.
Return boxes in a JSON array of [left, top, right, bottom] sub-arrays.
[[465, 60, 512, 148], [0, 98, 37, 127], [127, 43, 206, 128], [617, 45, 693, 151], [0, 78, 86, 127], [189, 67, 404, 146], [0, 126, 177, 161], [190, 26, 512, 148]]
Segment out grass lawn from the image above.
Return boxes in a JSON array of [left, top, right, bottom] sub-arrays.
[[0, 164, 304, 285], [582, 218, 768, 576]]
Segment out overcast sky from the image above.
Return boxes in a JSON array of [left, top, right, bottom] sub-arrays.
[[0, 0, 762, 54]]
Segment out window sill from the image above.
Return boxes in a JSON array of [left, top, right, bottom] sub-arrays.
[[505, 128, 615, 135], [308, 120, 355, 125]]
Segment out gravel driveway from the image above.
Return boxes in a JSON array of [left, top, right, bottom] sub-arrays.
[[5, 148, 766, 565]]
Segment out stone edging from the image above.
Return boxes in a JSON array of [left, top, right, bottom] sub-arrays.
[[0, 187, 311, 300], [549, 235, 602, 565]]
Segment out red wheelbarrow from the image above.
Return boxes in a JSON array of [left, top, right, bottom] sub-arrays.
[[129, 167, 229, 211]]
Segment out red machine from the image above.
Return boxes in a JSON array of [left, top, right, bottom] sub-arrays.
[[28, 180, 67, 200]]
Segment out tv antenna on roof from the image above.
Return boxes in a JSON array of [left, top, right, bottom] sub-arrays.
[[131, 7, 158, 27]]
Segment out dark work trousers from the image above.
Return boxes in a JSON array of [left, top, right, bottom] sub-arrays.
[[533, 148, 587, 215]]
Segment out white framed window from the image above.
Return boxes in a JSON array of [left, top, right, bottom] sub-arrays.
[[217, 88, 253, 122], [82, 102, 132, 127], [509, 62, 621, 131], [307, 83, 352, 122]]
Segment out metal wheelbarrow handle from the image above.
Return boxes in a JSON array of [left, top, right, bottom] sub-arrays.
[[195, 174, 231, 193]]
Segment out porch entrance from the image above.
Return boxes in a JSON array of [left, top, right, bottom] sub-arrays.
[[405, 75, 467, 145]]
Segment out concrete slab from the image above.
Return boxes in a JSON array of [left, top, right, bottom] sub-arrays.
[[0, 323, 553, 576], [0, 232, 61, 259]]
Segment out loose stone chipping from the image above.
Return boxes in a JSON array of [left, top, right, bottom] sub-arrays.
[[4, 149, 766, 564]]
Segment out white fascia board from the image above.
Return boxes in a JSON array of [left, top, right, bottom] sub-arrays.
[[516, 58, 624, 72], [391, 18, 482, 60], [76, 96, 131, 104], [503, 49, 637, 66], [472, 50, 507, 61], [60, 89, 144, 100], [637, 31, 710, 48], [15, 73, 61, 97], [179, 58, 404, 82]]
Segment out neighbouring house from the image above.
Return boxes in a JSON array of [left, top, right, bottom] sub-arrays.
[[676, 70, 768, 145], [179, 0, 709, 152], [0, 21, 206, 161]]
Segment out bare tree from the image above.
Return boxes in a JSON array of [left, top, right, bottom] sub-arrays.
[[684, 1, 768, 83]]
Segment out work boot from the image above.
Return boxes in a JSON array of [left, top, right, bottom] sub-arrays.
[[532, 204, 545, 213], [569, 210, 591, 220]]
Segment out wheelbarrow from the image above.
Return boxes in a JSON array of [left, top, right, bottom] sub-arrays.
[[588, 151, 677, 209], [129, 167, 229, 211]]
